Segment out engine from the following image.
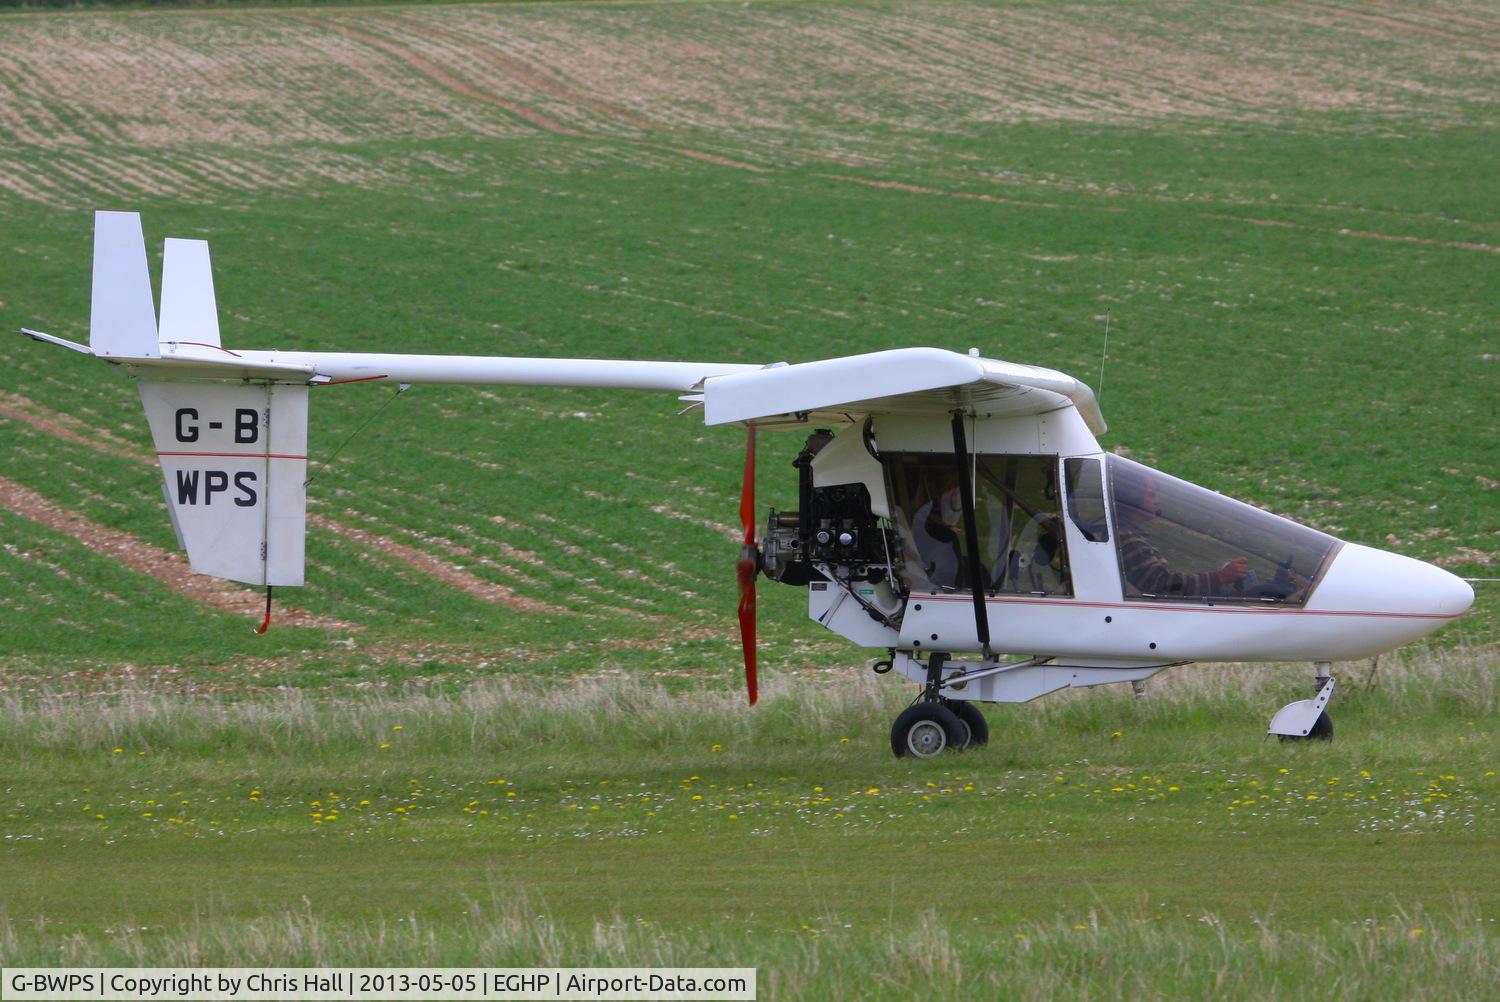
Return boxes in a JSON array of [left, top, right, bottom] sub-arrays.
[[761, 431, 891, 586]]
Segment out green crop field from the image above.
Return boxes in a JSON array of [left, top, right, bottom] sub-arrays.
[[1, 0, 1497, 995]]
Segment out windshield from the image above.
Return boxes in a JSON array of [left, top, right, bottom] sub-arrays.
[[1107, 455, 1339, 605]]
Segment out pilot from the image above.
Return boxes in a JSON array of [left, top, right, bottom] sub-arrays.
[[1115, 473, 1250, 597]]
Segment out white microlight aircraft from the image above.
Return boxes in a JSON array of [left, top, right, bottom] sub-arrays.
[[20, 213, 1475, 757]]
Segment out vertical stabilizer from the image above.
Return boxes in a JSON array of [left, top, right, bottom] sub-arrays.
[[138, 381, 309, 586], [90, 211, 159, 359], [158, 238, 221, 348]]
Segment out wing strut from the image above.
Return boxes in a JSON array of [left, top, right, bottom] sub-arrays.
[[950, 410, 992, 656]]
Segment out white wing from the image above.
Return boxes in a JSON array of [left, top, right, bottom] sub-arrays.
[[697, 348, 1106, 434]]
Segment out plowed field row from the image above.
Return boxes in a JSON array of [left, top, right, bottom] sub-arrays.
[[0, 388, 727, 634], [2, 3, 1495, 207]]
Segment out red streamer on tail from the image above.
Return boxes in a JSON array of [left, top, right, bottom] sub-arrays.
[[255, 585, 273, 635]]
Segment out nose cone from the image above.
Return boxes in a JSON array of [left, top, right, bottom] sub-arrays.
[[1309, 543, 1474, 646]]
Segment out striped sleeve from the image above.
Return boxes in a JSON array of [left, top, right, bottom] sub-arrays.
[[1118, 529, 1218, 598]]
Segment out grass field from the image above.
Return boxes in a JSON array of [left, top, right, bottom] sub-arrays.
[[1, 0, 1497, 994]]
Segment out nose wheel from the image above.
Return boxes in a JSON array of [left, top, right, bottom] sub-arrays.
[[1269, 662, 1336, 741]]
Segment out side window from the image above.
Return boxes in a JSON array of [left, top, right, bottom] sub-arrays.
[[1108, 455, 1339, 605], [976, 455, 1071, 596], [885, 453, 965, 593], [1064, 457, 1109, 542], [884, 452, 1071, 596]]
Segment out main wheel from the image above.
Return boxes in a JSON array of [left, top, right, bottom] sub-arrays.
[[1278, 711, 1333, 742], [891, 703, 967, 758], [947, 700, 990, 747]]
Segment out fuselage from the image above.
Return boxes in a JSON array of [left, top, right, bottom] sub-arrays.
[[800, 409, 1473, 664]]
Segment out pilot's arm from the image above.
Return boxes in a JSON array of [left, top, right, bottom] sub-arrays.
[[1120, 530, 1247, 597]]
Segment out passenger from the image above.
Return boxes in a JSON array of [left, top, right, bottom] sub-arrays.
[[910, 476, 963, 589], [1008, 512, 1067, 593], [1115, 473, 1249, 597]]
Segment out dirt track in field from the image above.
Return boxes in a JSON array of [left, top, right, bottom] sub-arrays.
[[0, 474, 355, 631], [0, 391, 570, 618]]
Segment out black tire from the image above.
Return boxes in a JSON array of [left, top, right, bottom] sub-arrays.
[[1278, 711, 1333, 743], [1309, 711, 1333, 741], [891, 703, 966, 758], [948, 700, 989, 747]]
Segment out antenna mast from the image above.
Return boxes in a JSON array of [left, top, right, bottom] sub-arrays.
[[1097, 309, 1112, 404]]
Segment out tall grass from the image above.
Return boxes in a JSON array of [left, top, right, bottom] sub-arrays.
[[1, 647, 1489, 761], [3, 898, 1495, 1000]]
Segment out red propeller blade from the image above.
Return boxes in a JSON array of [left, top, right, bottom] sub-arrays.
[[736, 424, 758, 706]]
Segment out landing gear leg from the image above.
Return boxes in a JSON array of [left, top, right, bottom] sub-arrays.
[[890, 653, 968, 758], [1268, 661, 1335, 741]]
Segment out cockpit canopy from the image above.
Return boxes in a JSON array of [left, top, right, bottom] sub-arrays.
[[882, 451, 1340, 607], [1106, 455, 1340, 606]]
